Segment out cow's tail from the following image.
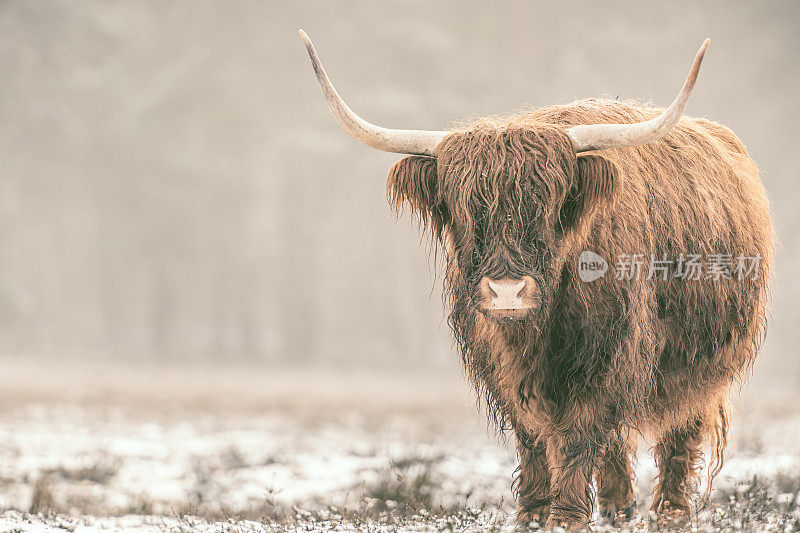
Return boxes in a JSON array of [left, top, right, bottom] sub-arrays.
[[703, 399, 731, 504]]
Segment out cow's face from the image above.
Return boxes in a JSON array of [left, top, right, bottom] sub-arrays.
[[388, 125, 619, 322]]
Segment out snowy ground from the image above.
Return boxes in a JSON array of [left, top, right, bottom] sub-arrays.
[[0, 359, 798, 531]]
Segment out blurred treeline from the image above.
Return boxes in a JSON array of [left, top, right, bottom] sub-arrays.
[[0, 1, 797, 376]]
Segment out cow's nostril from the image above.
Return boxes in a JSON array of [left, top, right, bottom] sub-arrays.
[[487, 284, 499, 298], [514, 282, 526, 298]]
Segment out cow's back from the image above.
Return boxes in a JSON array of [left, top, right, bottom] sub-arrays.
[[528, 99, 772, 413]]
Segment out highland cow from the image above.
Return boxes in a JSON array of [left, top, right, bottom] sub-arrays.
[[300, 31, 772, 529]]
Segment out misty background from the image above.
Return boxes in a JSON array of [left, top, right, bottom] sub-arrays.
[[0, 1, 797, 381]]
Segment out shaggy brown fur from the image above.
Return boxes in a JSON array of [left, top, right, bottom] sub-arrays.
[[387, 99, 772, 529]]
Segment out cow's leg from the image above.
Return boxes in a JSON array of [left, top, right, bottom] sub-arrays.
[[596, 433, 636, 522], [544, 431, 597, 529], [651, 417, 703, 519], [514, 436, 551, 526]]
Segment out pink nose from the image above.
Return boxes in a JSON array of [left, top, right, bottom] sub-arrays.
[[479, 276, 539, 311], [487, 279, 526, 309]]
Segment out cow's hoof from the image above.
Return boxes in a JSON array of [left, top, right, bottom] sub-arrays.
[[600, 499, 637, 524], [515, 505, 550, 529], [545, 515, 590, 531], [653, 500, 690, 529]]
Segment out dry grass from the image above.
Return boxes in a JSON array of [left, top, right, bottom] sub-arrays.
[[1, 364, 799, 531], [12, 462, 800, 532]]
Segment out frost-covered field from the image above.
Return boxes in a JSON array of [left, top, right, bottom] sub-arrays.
[[0, 360, 799, 531]]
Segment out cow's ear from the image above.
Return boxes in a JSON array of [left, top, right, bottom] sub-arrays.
[[560, 154, 619, 232], [387, 156, 448, 238]]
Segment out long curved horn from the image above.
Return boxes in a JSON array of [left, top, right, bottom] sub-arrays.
[[566, 39, 710, 153], [299, 30, 447, 156]]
